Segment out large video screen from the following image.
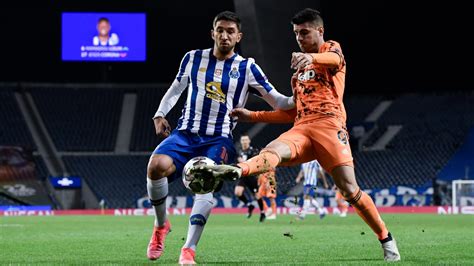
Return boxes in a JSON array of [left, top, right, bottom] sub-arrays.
[[62, 13, 146, 61]]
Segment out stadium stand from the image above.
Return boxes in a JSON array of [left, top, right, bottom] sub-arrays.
[[30, 87, 123, 151], [345, 94, 386, 125], [0, 88, 36, 149], [63, 155, 188, 208], [0, 195, 22, 206], [34, 156, 49, 180], [354, 92, 474, 188], [3, 86, 474, 207], [130, 87, 186, 151]]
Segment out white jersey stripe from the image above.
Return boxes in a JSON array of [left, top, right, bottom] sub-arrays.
[[302, 160, 321, 187], [171, 48, 277, 138]]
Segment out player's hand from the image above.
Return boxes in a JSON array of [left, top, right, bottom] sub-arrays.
[[291, 52, 313, 70], [230, 108, 253, 122], [153, 117, 171, 138]]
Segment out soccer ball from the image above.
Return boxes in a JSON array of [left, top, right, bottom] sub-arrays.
[[182, 156, 221, 194]]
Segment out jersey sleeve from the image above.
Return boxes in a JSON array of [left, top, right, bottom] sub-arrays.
[[175, 51, 191, 83], [247, 59, 275, 97], [154, 52, 191, 118], [324, 41, 344, 70], [250, 108, 297, 123]]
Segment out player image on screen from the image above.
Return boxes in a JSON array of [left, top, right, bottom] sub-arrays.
[[92, 17, 119, 46], [145, 11, 294, 264], [62, 13, 145, 61], [192, 8, 401, 262]]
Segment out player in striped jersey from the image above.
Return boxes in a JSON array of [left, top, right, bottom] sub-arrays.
[[145, 11, 295, 264], [295, 160, 328, 219]]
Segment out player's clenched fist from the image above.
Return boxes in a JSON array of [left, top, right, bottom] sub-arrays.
[[230, 108, 253, 122], [291, 52, 313, 70], [153, 116, 171, 138]]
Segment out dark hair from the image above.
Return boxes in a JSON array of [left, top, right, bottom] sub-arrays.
[[240, 133, 250, 139], [98, 17, 110, 24], [291, 8, 323, 27], [213, 11, 241, 31]]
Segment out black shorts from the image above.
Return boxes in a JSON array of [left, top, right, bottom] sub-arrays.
[[237, 175, 259, 193]]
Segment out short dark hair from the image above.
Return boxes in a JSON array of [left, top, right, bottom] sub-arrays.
[[98, 17, 110, 24], [291, 8, 323, 27], [240, 133, 250, 139], [213, 11, 241, 31]]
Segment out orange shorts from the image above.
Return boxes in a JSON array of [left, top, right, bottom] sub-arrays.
[[277, 118, 354, 173]]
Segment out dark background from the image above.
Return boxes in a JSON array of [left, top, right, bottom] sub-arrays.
[[0, 0, 472, 93]]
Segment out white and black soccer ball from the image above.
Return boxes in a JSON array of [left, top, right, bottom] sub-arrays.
[[182, 156, 221, 194]]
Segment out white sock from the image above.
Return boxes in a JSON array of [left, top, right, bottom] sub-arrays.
[[147, 177, 168, 227], [301, 199, 311, 217], [310, 198, 324, 214], [183, 193, 214, 251]]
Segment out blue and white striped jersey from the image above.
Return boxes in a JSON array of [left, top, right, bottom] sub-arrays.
[[301, 160, 322, 187], [157, 48, 277, 138]]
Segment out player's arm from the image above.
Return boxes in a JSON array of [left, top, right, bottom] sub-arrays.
[[247, 60, 295, 110], [153, 52, 191, 137], [291, 52, 340, 69], [231, 107, 296, 123], [261, 90, 295, 110], [291, 42, 344, 69]]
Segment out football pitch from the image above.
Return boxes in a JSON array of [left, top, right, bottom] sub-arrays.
[[2, 214, 473, 265]]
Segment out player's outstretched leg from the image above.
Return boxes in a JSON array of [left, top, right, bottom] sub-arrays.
[[333, 166, 400, 262], [192, 164, 242, 181], [192, 149, 281, 181], [179, 192, 214, 264], [146, 177, 171, 260]]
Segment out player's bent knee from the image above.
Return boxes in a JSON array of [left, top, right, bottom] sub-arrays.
[[343, 187, 362, 205], [264, 141, 291, 161], [338, 185, 358, 199], [332, 166, 359, 199], [189, 214, 206, 226], [147, 155, 175, 179]]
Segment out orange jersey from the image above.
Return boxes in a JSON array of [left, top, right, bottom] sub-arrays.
[[291, 40, 346, 125]]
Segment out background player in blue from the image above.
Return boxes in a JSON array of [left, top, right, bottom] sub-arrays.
[[295, 160, 329, 219], [145, 11, 295, 264]]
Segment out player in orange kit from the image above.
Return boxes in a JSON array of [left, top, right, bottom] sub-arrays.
[[258, 169, 277, 219], [192, 8, 400, 262]]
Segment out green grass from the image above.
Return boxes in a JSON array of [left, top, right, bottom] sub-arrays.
[[1, 214, 474, 265]]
